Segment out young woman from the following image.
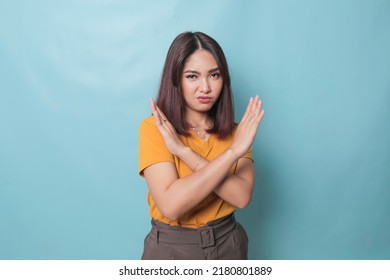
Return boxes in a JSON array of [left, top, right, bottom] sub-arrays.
[[138, 31, 264, 259]]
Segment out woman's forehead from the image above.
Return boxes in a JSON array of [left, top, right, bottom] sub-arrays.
[[183, 50, 218, 72]]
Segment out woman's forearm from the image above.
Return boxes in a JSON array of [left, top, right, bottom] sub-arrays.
[[151, 148, 240, 220], [176, 148, 254, 208], [213, 171, 254, 208]]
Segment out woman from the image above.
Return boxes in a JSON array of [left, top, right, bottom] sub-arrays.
[[138, 31, 264, 259]]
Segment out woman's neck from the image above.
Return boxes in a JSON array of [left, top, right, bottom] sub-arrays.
[[185, 112, 211, 129]]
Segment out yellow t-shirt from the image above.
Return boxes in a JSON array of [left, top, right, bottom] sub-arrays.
[[138, 116, 253, 229]]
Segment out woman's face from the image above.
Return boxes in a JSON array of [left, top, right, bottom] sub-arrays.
[[181, 50, 223, 118]]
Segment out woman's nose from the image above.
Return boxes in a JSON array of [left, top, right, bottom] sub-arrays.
[[200, 78, 211, 93]]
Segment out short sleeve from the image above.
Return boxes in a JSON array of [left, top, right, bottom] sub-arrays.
[[242, 146, 254, 162], [230, 124, 254, 162], [138, 116, 175, 176]]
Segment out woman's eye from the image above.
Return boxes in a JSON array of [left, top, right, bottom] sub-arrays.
[[185, 74, 197, 80], [210, 72, 221, 79]]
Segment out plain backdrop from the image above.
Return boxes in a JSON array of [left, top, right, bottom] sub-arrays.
[[1, 0, 389, 259]]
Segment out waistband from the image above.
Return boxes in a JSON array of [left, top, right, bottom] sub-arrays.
[[151, 214, 237, 249]]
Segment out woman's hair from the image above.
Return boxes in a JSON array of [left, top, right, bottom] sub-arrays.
[[156, 31, 235, 139]]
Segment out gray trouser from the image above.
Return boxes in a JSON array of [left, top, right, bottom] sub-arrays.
[[141, 214, 248, 260]]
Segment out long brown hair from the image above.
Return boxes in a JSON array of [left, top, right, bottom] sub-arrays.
[[156, 31, 235, 139]]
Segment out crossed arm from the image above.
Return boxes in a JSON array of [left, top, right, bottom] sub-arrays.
[[143, 97, 264, 220]]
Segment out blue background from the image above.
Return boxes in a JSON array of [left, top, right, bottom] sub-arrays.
[[1, 0, 389, 260]]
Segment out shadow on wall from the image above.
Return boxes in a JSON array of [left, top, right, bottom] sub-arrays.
[[231, 80, 280, 260], [241, 146, 278, 260]]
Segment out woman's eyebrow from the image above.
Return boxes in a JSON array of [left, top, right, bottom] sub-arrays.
[[208, 67, 220, 73], [183, 70, 200, 74], [183, 67, 220, 74]]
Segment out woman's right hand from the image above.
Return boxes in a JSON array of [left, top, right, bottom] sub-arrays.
[[229, 95, 265, 158], [150, 98, 188, 157]]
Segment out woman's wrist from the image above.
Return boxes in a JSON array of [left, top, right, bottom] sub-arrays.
[[175, 145, 192, 158], [176, 146, 239, 174], [175, 146, 208, 172], [225, 147, 242, 162]]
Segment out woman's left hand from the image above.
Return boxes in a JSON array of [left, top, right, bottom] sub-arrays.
[[229, 95, 264, 158], [150, 98, 187, 156]]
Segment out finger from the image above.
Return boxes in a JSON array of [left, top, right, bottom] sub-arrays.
[[155, 105, 169, 123], [246, 96, 261, 124], [154, 104, 177, 134], [253, 98, 262, 118], [240, 97, 254, 123], [150, 98, 163, 126], [250, 96, 261, 117], [253, 103, 265, 125], [256, 97, 262, 109], [247, 98, 263, 126], [253, 110, 265, 127]]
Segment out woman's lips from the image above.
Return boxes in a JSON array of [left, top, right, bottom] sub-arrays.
[[197, 96, 212, 103]]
